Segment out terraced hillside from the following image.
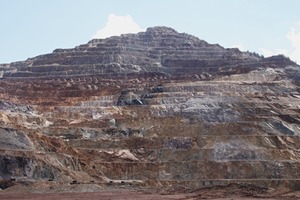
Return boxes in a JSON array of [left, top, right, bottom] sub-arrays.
[[0, 26, 300, 193]]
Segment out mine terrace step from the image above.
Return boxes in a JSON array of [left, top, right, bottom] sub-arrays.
[[66, 135, 300, 150], [77, 147, 300, 162]]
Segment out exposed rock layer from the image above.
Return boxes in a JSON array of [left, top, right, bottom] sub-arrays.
[[0, 26, 300, 192]]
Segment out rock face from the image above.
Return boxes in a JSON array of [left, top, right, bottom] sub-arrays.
[[0, 26, 300, 192]]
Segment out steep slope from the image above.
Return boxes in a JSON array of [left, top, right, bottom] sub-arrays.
[[0, 26, 300, 194], [2, 26, 291, 79]]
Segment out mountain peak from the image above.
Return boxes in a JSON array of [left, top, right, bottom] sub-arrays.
[[145, 26, 178, 35], [2, 26, 297, 79]]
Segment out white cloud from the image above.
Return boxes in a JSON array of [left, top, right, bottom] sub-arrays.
[[260, 22, 300, 63], [286, 24, 300, 63], [259, 48, 289, 57], [230, 44, 246, 51], [93, 14, 144, 39]]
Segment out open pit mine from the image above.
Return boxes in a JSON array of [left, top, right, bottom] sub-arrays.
[[0, 26, 300, 198]]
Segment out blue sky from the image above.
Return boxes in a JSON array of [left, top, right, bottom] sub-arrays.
[[1, 0, 300, 63]]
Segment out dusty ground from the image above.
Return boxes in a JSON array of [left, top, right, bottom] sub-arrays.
[[1, 183, 299, 200], [0, 191, 297, 200]]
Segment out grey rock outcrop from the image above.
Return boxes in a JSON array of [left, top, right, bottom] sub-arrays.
[[1, 26, 295, 79]]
